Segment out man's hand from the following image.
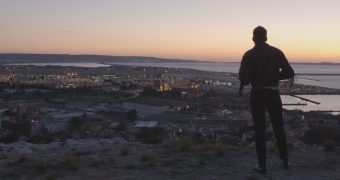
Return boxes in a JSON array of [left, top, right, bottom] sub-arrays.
[[238, 83, 244, 97], [288, 77, 295, 88]]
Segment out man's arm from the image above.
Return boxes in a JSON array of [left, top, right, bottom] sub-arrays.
[[277, 51, 295, 80], [238, 53, 251, 95], [238, 82, 244, 96]]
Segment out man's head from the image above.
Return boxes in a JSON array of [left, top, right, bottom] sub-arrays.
[[253, 26, 267, 43]]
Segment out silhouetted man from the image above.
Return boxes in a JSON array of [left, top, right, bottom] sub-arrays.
[[239, 26, 295, 174]]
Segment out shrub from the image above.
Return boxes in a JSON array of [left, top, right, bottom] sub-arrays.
[[1, 171, 22, 179], [323, 139, 336, 151], [125, 164, 137, 169], [287, 142, 294, 150], [303, 126, 340, 146], [198, 159, 207, 166], [65, 156, 80, 171], [244, 175, 259, 180], [45, 174, 57, 180], [265, 131, 274, 141], [35, 162, 48, 174], [114, 123, 127, 131], [163, 138, 195, 152], [147, 161, 156, 167], [7, 154, 29, 166], [178, 138, 195, 152], [141, 153, 152, 162], [126, 109, 137, 121], [17, 154, 29, 163], [69, 117, 85, 129], [268, 141, 278, 153], [162, 158, 181, 166], [120, 148, 129, 156], [0, 153, 8, 160], [215, 146, 225, 157], [1, 131, 19, 144], [72, 150, 93, 156], [135, 127, 167, 144], [28, 130, 53, 144]]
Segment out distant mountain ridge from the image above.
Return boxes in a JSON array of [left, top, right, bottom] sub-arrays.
[[0, 53, 338, 65], [0, 53, 197, 63]]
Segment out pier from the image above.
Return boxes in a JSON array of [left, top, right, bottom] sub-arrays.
[[296, 73, 340, 76], [283, 103, 308, 106], [296, 77, 319, 81], [290, 95, 321, 105]]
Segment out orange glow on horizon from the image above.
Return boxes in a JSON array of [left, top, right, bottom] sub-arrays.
[[1, 0, 340, 63]]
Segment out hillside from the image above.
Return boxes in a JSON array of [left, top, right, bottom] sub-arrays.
[[0, 138, 339, 180], [0, 54, 197, 64]]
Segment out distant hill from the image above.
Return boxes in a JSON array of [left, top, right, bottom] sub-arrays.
[[1, 53, 339, 65], [0, 53, 197, 64]]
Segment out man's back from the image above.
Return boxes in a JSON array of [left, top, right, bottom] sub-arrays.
[[239, 42, 294, 88]]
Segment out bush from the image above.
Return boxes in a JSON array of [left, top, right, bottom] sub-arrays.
[[142, 86, 158, 96], [17, 154, 29, 163], [35, 162, 48, 174], [69, 117, 85, 129], [65, 156, 80, 171], [135, 127, 167, 144], [120, 148, 129, 156], [126, 109, 137, 121], [0, 153, 8, 160], [323, 139, 336, 151], [303, 126, 340, 146], [215, 146, 225, 157], [165, 138, 195, 152], [28, 134, 53, 144], [1, 131, 19, 144], [114, 123, 127, 131], [141, 153, 152, 162], [198, 158, 207, 166], [287, 142, 294, 150], [245, 175, 259, 180], [45, 174, 57, 180]]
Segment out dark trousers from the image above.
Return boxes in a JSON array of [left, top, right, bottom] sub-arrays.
[[250, 89, 288, 168]]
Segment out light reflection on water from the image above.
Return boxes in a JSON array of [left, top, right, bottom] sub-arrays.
[[8, 62, 340, 89], [281, 95, 340, 114], [109, 62, 340, 89]]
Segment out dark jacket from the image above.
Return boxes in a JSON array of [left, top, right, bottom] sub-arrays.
[[239, 42, 295, 88]]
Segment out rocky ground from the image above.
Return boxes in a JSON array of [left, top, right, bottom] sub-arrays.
[[0, 138, 339, 180]]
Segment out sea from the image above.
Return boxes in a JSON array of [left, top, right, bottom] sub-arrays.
[[107, 62, 340, 89], [8, 62, 340, 114]]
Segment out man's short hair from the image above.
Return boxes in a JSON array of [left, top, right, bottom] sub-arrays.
[[253, 26, 267, 42]]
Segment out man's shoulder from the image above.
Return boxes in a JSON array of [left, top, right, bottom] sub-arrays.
[[267, 44, 283, 54], [243, 48, 255, 57], [243, 43, 284, 57]]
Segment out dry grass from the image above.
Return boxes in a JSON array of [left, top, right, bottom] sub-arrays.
[[323, 139, 336, 151], [35, 161, 48, 174], [64, 156, 80, 171], [120, 148, 129, 156], [163, 138, 239, 153]]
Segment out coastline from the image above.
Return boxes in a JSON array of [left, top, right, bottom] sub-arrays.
[[2, 63, 340, 113]]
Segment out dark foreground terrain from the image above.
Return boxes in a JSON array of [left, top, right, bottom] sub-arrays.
[[0, 138, 339, 180]]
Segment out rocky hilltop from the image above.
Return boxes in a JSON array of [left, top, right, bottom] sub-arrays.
[[0, 138, 339, 180]]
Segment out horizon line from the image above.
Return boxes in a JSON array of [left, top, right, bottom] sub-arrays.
[[0, 52, 339, 64]]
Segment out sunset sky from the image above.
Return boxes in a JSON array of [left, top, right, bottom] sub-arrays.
[[1, 0, 340, 62]]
